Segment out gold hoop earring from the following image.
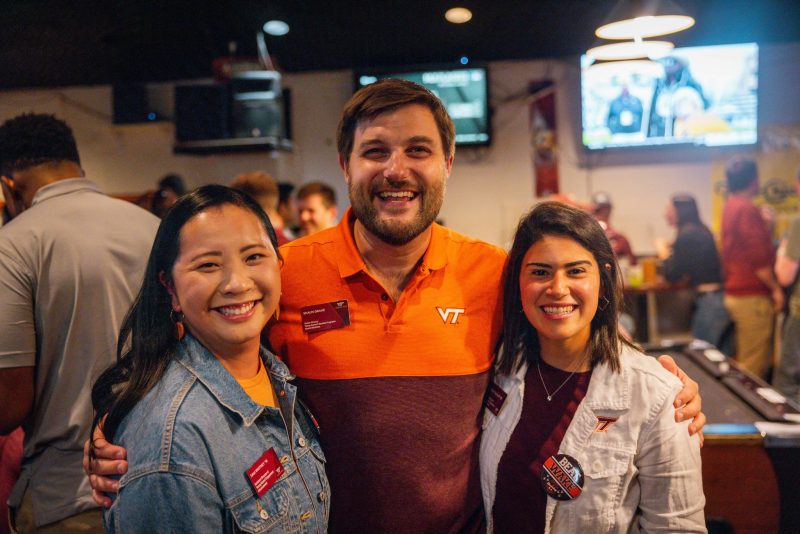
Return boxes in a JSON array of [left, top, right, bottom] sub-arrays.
[[170, 309, 185, 340]]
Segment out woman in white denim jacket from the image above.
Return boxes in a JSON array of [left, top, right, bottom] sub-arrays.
[[480, 202, 705, 533]]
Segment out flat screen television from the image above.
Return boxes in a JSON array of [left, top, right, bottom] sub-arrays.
[[581, 42, 758, 150], [355, 66, 490, 146]]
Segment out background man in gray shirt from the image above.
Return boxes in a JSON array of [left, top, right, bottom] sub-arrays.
[[0, 113, 159, 532]]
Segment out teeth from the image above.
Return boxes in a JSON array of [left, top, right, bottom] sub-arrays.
[[543, 305, 574, 315], [217, 301, 255, 317], [379, 191, 415, 199]]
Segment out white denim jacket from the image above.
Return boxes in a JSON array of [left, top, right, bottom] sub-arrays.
[[480, 345, 706, 533]]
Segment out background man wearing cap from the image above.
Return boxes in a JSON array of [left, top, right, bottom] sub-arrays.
[[592, 191, 637, 266]]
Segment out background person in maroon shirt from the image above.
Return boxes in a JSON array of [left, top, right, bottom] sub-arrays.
[[721, 157, 783, 379]]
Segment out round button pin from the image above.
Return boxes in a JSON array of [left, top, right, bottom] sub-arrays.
[[540, 453, 584, 501]]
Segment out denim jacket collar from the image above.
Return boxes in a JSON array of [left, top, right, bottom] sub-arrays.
[[498, 347, 632, 412], [175, 334, 293, 427], [581, 351, 631, 411]]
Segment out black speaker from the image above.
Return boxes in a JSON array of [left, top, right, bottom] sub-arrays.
[[174, 84, 231, 141], [231, 99, 283, 138], [230, 71, 284, 139], [113, 84, 153, 124]]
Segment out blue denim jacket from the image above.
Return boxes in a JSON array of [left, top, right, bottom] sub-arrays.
[[104, 335, 329, 533]]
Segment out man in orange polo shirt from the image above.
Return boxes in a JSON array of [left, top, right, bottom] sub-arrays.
[[86, 79, 703, 533], [267, 79, 505, 532]]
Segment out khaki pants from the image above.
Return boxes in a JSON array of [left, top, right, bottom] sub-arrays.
[[724, 294, 775, 379], [8, 489, 103, 534]]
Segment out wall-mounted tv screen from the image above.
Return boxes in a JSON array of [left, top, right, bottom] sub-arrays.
[[581, 42, 758, 150], [355, 67, 490, 146]]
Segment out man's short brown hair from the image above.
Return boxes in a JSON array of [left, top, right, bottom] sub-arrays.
[[336, 78, 455, 164], [296, 181, 336, 208], [230, 171, 279, 211], [725, 157, 758, 193]]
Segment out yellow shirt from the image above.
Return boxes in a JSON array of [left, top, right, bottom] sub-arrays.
[[236, 359, 277, 407]]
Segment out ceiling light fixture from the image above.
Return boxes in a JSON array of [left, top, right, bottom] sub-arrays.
[[263, 20, 290, 36], [586, 38, 674, 61], [587, 58, 663, 75], [596, 0, 694, 39], [445, 7, 473, 24]]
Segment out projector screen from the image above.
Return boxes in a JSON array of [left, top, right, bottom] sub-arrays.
[[581, 42, 758, 150], [355, 66, 490, 146]]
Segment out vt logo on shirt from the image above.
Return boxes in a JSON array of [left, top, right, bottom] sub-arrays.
[[594, 416, 619, 432], [436, 307, 465, 324]]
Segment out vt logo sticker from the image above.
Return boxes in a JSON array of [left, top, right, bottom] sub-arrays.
[[436, 307, 465, 324]]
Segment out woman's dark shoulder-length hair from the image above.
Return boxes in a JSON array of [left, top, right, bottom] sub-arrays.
[[496, 201, 631, 377], [671, 193, 708, 233], [91, 184, 280, 443]]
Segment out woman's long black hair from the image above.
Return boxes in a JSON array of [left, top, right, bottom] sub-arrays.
[[495, 201, 633, 377], [90, 184, 279, 443], [671, 193, 711, 236]]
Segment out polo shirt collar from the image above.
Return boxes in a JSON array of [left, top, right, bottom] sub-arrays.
[[30, 178, 100, 207], [333, 206, 450, 279], [334, 207, 367, 279]]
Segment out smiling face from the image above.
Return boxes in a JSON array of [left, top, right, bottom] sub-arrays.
[[297, 193, 337, 236], [519, 234, 601, 360], [340, 103, 454, 246], [167, 204, 280, 360]]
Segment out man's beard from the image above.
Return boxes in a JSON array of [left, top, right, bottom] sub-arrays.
[[348, 177, 445, 246]]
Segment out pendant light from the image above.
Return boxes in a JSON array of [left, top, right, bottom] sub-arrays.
[[595, 0, 695, 40]]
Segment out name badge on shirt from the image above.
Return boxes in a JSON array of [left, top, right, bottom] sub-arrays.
[[246, 447, 285, 497], [486, 382, 508, 416], [301, 300, 350, 333]]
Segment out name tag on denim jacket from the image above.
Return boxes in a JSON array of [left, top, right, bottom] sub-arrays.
[[301, 300, 350, 333], [486, 382, 508, 416], [246, 447, 285, 497]]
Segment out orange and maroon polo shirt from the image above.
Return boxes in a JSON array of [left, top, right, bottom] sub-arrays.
[[270, 207, 506, 533]]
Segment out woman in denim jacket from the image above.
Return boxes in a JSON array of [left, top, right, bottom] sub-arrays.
[[480, 202, 705, 533], [90, 185, 328, 533]]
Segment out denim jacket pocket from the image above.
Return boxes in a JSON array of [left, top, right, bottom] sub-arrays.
[[303, 440, 331, 523], [307, 439, 326, 464], [583, 447, 630, 479], [230, 485, 295, 533], [573, 447, 633, 532]]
